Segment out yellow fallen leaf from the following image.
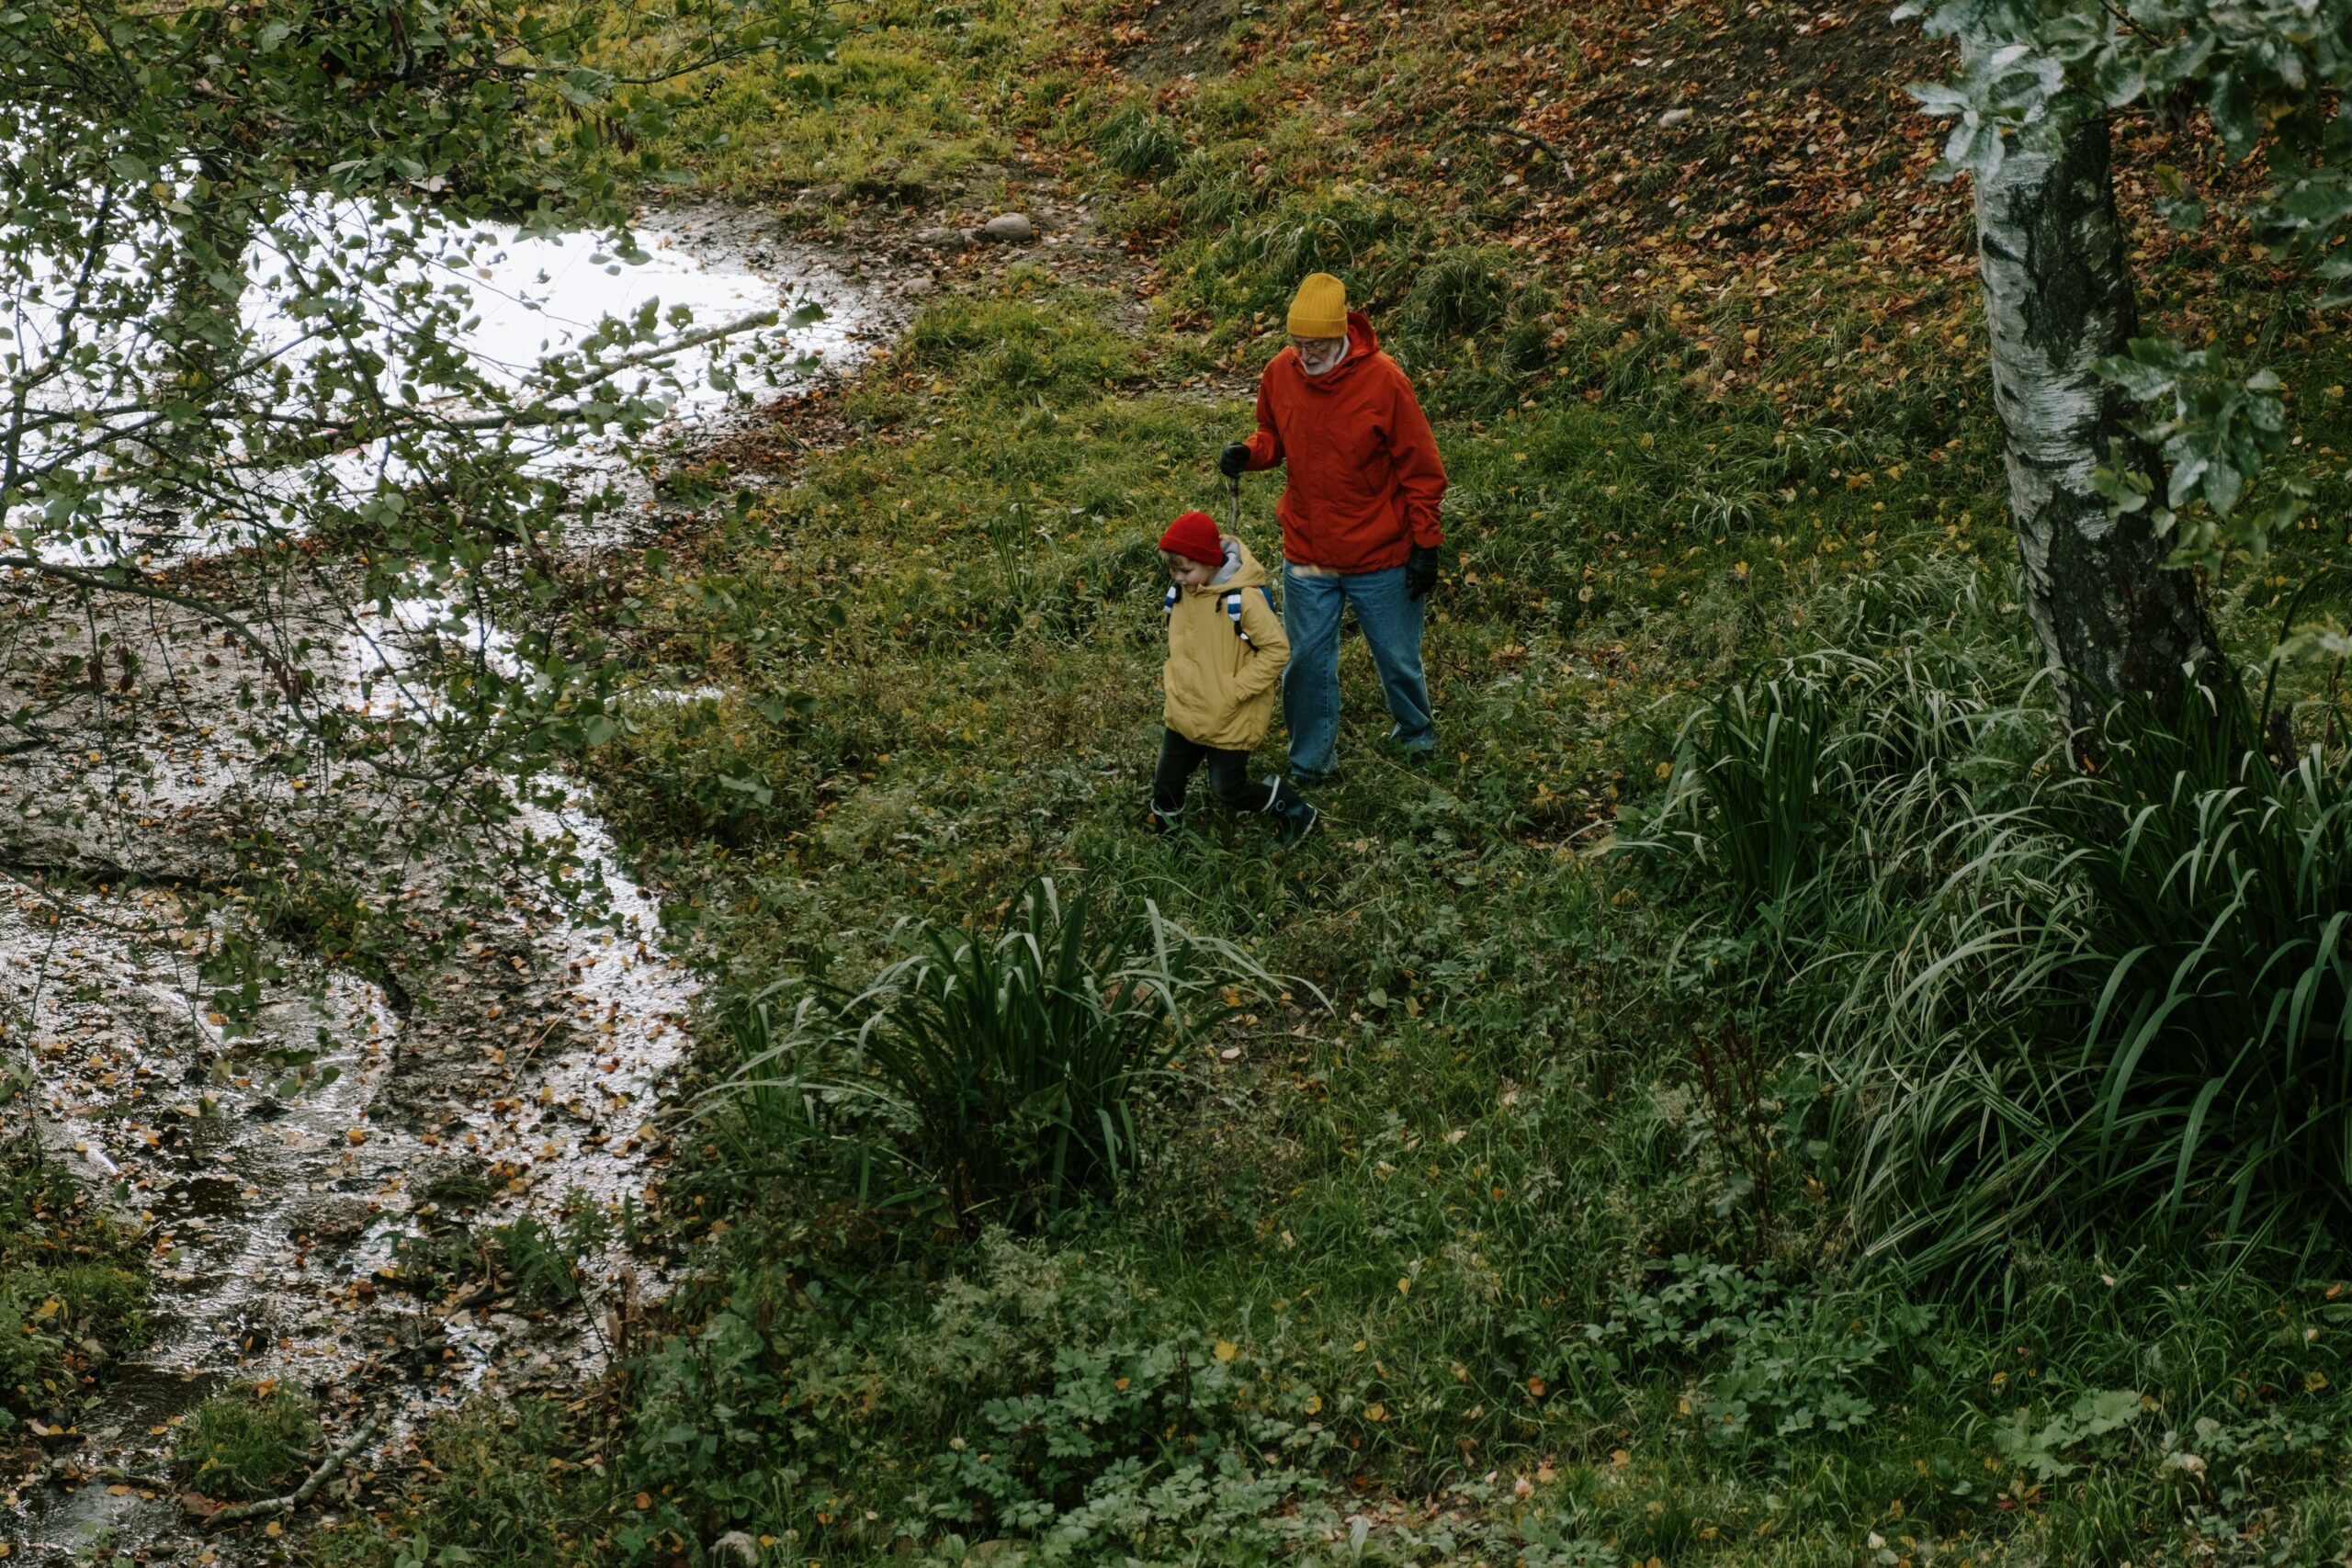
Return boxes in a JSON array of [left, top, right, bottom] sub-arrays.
[[1213, 1339, 1238, 1362], [1396, 1277, 1411, 1296], [264, 1521, 282, 1538], [1305, 1394, 1322, 1414], [1611, 1448, 1632, 1469], [1365, 1403, 1388, 1422]]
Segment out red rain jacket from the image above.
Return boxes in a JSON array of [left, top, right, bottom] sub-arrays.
[[1241, 310, 1447, 574]]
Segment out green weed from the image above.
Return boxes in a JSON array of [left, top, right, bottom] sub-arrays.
[[175, 1383, 322, 1501]]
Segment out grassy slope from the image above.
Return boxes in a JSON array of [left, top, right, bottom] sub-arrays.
[[334, 0, 2352, 1563]]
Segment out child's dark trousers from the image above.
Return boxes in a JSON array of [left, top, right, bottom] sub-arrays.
[[1151, 728, 1306, 819]]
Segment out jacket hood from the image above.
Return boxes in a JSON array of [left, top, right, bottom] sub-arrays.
[[1186, 536, 1269, 593], [1292, 310, 1380, 392]]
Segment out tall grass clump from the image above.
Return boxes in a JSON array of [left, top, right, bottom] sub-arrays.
[[1652, 674, 1841, 914], [2066, 680, 2352, 1228], [1094, 102, 1183, 177], [711, 881, 1265, 1230], [175, 1383, 322, 1501], [1644, 581, 2352, 1266]]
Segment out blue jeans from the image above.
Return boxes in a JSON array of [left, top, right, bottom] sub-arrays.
[[1280, 563, 1434, 780]]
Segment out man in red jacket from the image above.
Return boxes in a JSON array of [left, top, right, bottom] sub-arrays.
[[1220, 272, 1446, 782]]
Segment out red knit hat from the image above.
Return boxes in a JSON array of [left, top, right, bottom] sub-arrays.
[[1158, 510, 1223, 565]]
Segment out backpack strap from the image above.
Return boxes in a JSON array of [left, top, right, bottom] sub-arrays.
[[1161, 584, 1179, 618], [1224, 591, 1251, 644]]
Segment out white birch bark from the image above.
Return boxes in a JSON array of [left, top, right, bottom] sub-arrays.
[[1973, 112, 2215, 739]]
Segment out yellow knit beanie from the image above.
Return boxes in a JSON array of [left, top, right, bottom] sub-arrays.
[[1285, 272, 1348, 339]]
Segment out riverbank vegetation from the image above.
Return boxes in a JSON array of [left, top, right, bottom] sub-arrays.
[[0, 1157, 148, 1438], [131, 0, 2352, 1562]]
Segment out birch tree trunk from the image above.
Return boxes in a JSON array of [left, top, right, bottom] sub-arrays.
[[1973, 111, 2217, 739]]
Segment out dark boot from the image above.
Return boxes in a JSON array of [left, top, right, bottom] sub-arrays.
[[1266, 778, 1318, 847]]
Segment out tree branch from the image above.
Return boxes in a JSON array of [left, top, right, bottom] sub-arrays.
[[201, 1413, 381, 1530], [429, 309, 780, 433], [0, 553, 318, 725]]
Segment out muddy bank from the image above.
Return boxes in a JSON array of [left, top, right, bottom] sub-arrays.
[[0, 207, 894, 1565]]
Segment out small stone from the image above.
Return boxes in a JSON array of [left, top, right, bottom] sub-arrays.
[[1657, 107, 1694, 129], [712, 1532, 760, 1565], [917, 225, 972, 254], [980, 212, 1036, 243], [899, 276, 937, 298]]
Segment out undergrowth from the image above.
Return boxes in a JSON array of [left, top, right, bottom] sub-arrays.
[[334, 0, 2352, 1562], [0, 1147, 149, 1437]]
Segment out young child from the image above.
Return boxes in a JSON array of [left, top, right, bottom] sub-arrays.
[[1149, 510, 1319, 845]]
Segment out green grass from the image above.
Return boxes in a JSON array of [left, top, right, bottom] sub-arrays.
[[472, 268, 2352, 1560], [329, 0, 2352, 1562], [175, 1383, 321, 1502]]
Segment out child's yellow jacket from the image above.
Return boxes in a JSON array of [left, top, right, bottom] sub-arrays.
[[1161, 538, 1289, 750]]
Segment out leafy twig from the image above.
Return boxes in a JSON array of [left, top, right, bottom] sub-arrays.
[[432, 310, 782, 433]]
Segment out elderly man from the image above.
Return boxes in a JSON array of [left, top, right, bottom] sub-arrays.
[[1221, 272, 1447, 783]]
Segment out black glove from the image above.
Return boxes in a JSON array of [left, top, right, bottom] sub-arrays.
[[1218, 441, 1251, 479], [1406, 545, 1441, 600]]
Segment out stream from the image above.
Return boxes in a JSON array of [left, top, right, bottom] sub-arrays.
[[2, 203, 890, 1564]]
